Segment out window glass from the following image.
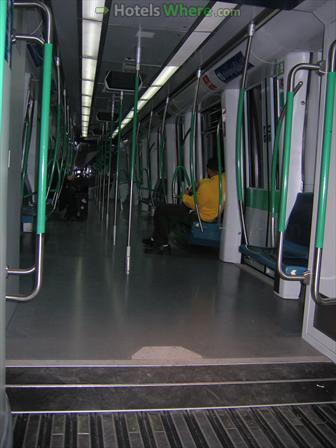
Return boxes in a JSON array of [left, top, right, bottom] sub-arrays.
[[246, 85, 264, 188]]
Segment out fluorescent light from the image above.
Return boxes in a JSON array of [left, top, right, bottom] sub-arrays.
[[82, 58, 97, 81], [82, 96, 92, 108], [137, 99, 148, 111], [152, 66, 178, 86], [82, 80, 94, 96], [82, 20, 102, 59], [81, 3, 105, 136], [82, 0, 105, 22], [141, 85, 161, 101]]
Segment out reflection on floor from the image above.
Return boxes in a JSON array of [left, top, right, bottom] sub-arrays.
[[6, 204, 322, 363]]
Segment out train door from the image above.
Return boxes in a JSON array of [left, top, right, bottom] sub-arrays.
[[201, 102, 224, 175], [0, 2, 14, 445], [244, 81, 267, 249], [302, 25, 336, 363]]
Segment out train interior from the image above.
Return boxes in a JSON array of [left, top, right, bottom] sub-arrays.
[[0, 0, 336, 446]]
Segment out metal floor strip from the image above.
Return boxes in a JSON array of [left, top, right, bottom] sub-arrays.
[[12, 404, 336, 448]]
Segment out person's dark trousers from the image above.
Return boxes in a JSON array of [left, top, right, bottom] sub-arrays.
[[153, 204, 195, 245]]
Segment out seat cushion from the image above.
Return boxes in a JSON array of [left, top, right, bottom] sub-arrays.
[[239, 245, 308, 276], [191, 222, 221, 247]]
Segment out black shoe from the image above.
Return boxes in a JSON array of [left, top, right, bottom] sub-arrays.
[[142, 237, 155, 247], [145, 244, 171, 255]]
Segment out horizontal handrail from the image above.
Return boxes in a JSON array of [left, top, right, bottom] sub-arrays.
[[7, 236, 44, 302]]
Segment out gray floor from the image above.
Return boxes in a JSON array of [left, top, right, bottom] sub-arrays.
[[6, 204, 321, 363]]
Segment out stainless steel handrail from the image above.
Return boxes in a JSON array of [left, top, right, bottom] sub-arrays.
[[13, 1, 52, 43], [276, 62, 321, 282], [6, 235, 44, 302], [6, 1, 53, 300]]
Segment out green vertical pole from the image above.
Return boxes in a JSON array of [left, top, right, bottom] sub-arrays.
[[37, 43, 53, 235], [235, 89, 245, 203], [315, 71, 336, 248], [278, 91, 294, 233]]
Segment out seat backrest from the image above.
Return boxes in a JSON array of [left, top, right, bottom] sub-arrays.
[[284, 192, 313, 248]]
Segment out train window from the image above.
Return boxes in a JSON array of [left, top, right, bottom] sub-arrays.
[[245, 85, 264, 188], [201, 104, 225, 176], [272, 77, 284, 190]]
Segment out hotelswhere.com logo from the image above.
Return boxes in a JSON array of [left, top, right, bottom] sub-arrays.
[[111, 3, 240, 18]]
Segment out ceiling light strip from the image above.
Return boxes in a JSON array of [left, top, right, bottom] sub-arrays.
[[81, 0, 106, 136]]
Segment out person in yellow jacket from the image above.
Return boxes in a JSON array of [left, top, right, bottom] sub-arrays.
[[143, 158, 225, 254]]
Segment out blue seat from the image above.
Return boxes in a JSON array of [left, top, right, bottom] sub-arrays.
[[240, 192, 313, 276], [190, 221, 221, 247]]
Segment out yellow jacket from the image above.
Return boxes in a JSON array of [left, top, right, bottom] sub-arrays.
[[182, 174, 226, 222]]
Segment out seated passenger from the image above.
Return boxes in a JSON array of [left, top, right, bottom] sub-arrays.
[[143, 158, 225, 254]]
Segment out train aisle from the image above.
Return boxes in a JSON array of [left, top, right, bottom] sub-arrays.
[[6, 205, 321, 365]]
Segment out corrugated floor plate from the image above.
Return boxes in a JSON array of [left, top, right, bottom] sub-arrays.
[[13, 404, 336, 448]]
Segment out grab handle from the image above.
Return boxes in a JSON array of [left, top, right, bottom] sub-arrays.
[[7, 1, 53, 301], [276, 62, 321, 282]]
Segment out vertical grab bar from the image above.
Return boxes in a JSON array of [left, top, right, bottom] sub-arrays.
[[236, 22, 255, 246], [216, 120, 223, 224], [113, 92, 124, 246], [6, 1, 53, 301], [126, 32, 141, 274], [276, 62, 321, 282], [311, 40, 336, 305], [159, 97, 169, 203], [106, 96, 116, 228], [190, 68, 203, 231]]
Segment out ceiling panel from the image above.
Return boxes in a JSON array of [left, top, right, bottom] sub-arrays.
[[90, 0, 207, 132], [50, 0, 80, 128], [107, 0, 207, 31]]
